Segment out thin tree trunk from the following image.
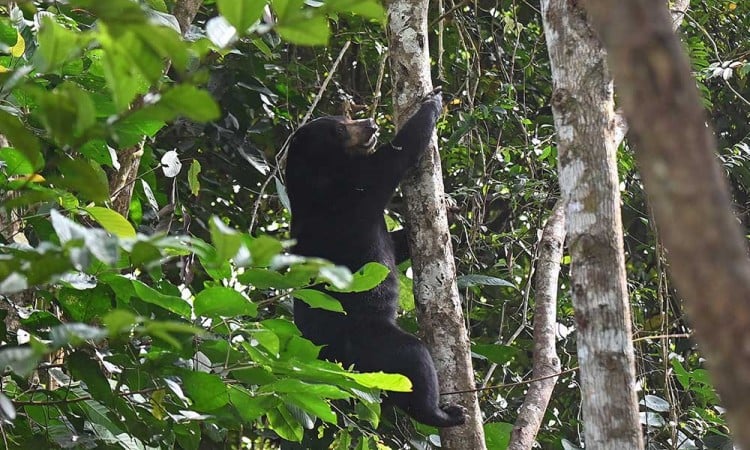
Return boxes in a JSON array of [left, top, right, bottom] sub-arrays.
[[508, 201, 565, 450], [582, 1, 750, 448], [109, 0, 203, 216], [541, 1, 643, 448], [385, 0, 485, 448]]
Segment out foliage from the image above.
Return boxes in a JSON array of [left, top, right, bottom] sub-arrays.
[[0, 0, 747, 448]]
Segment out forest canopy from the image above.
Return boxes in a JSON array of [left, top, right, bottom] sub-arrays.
[[0, 0, 748, 449]]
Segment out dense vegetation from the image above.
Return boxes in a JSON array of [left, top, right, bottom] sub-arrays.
[[0, 0, 748, 448]]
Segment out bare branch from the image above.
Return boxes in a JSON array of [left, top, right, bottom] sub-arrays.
[[508, 201, 565, 450]]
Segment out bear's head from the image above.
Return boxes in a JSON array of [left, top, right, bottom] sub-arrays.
[[285, 116, 381, 214], [290, 116, 380, 158]]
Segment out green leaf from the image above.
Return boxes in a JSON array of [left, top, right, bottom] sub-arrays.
[[324, 0, 385, 20], [194, 286, 258, 318], [0, 347, 41, 377], [328, 262, 388, 292], [84, 207, 136, 238], [36, 82, 97, 144], [209, 217, 243, 262], [285, 393, 337, 424], [0, 110, 43, 170], [457, 274, 515, 289], [471, 343, 518, 364], [158, 85, 221, 122], [55, 159, 110, 203], [318, 265, 353, 290], [102, 309, 138, 335], [188, 159, 201, 196], [50, 323, 107, 348], [276, 15, 329, 46], [0, 19, 17, 48], [70, 0, 148, 23], [261, 379, 350, 399], [56, 287, 112, 323], [0, 147, 35, 175], [228, 385, 279, 423], [217, 0, 267, 33], [247, 235, 284, 267], [35, 17, 81, 71], [292, 289, 344, 313], [239, 268, 298, 289], [131, 279, 191, 317], [484, 422, 513, 450], [68, 351, 114, 403], [267, 405, 304, 442], [182, 371, 229, 411], [346, 371, 412, 392]]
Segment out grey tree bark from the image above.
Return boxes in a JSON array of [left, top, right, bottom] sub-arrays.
[[385, 0, 485, 448], [582, 0, 750, 448], [541, 1, 643, 448], [508, 201, 565, 450]]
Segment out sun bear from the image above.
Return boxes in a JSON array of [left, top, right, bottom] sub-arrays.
[[285, 88, 466, 428]]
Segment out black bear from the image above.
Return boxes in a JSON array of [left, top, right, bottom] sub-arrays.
[[285, 88, 466, 428]]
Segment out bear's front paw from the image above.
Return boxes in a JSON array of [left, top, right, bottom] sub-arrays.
[[422, 86, 442, 105], [440, 403, 467, 426]]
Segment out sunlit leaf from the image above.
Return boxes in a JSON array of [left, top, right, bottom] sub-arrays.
[[85, 206, 136, 238], [194, 286, 258, 318], [292, 289, 344, 312], [217, 0, 266, 33]]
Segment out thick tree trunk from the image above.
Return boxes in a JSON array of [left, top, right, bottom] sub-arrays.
[[508, 201, 565, 450], [385, 0, 485, 448], [582, 1, 750, 448], [541, 1, 643, 448]]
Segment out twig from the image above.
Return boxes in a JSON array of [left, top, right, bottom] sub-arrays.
[[250, 41, 353, 232], [369, 49, 389, 119], [430, 0, 469, 27], [300, 40, 352, 125], [447, 332, 691, 396]]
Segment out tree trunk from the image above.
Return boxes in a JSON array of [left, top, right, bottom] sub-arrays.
[[385, 0, 485, 448], [109, 0, 203, 216], [508, 201, 565, 450], [611, 0, 689, 148], [581, 1, 750, 448], [541, 1, 643, 448]]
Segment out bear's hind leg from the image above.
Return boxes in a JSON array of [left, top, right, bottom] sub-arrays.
[[351, 321, 466, 427]]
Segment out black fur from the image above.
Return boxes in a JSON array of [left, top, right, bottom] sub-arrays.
[[285, 89, 466, 428]]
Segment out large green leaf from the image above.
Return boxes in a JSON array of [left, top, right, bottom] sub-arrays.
[[35, 17, 82, 71], [194, 287, 258, 318], [209, 217, 243, 262], [328, 262, 388, 293], [0, 147, 35, 175], [0, 110, 43, 170], [292, 289, 344, 312], [181, 371, 229, 411], [158, 85, 221, 122], [84, 207, 136, 238], [267, 405, 304, 442], [68, 351, 114, 403], [276, 15, 329, 46], [131, 279, 191, 317], [217, 0, 267, 33], [325, 0, 385, 20], [55, 158, 110, 203], [346, 371, 412, 392]]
